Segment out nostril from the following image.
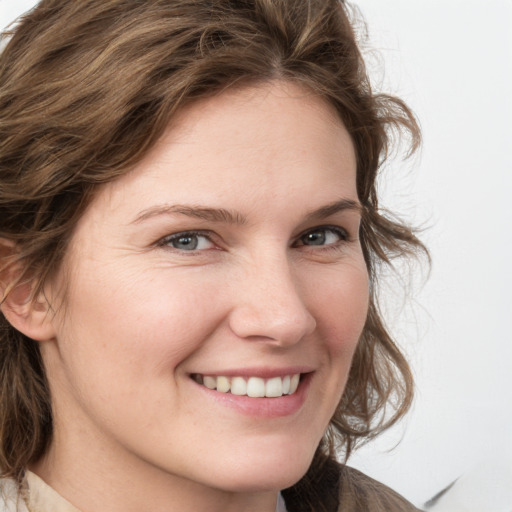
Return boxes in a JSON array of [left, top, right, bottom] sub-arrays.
[[228, 302, 316, 346]]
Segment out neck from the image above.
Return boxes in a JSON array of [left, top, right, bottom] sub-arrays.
[[30, 427, 280, 512]]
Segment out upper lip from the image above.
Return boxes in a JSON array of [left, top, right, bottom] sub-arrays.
[[190, 366, 315, 379]]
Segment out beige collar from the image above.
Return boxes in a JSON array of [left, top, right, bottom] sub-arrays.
[[24, 471, 81, 512], [20, 472, 287, 512]]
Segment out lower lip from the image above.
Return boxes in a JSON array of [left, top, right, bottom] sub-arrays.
[[192, 374, 312, 418]]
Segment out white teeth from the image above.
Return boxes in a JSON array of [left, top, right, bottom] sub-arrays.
[[282, 375, 291, 394], [231, 377, 247, 396], [217, 376, 231, 393], [203, 376, 217, 389], [289, 374, 300, 394], [195, 373, 302, 398], [247, 377, 265, 397], [265, 377, 283, 398]]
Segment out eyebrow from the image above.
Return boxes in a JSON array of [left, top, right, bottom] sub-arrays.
[[304, 198, 362, 221], [131, 204, 248, 225], [131, 198, 362, 226]]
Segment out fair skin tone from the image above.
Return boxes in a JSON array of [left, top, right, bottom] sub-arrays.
[[7, 81, 369, 512]]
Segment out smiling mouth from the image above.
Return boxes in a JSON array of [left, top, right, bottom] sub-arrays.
[[192, 374, 301, 398]]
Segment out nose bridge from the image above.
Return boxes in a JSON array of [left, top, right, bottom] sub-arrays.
[[228, 250, 316, 345]]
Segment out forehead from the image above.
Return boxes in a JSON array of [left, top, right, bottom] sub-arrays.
[[169, 81, 350, 160], [81, 80, 357, 225]]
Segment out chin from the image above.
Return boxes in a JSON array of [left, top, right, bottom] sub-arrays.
[[214, 466, 310, 494], [204, 443, 317, 493]]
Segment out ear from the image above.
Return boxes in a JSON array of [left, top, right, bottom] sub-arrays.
[[0, 239, 56, 342]]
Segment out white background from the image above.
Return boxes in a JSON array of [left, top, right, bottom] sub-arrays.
[[346, 1, 512, 507], [2, 1, 511, 507]]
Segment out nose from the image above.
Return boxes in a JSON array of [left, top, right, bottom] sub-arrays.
[[227, 255, 317, 346]]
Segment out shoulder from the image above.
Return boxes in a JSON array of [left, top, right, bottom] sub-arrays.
[[336, 464, 422, 512], [0, 478, 28, 512]]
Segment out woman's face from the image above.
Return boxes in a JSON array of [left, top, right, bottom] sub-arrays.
[[42, 82, 369, 496]]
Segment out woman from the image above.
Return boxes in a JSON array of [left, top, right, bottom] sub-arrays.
[[0, 1, 426, 510]]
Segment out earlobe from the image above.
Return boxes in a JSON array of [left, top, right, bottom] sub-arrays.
[[0, 240, 56, 342]]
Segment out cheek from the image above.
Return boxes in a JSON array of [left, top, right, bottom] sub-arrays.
[[311, 262, 369, 357], [55, 267, 225, 382]]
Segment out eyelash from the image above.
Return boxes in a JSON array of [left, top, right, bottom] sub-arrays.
[[158, 226, 351, 253], [293, 225, 349, 249]]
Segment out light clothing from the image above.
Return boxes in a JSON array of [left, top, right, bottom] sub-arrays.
[[1, 471, 287, 512], [24, 471, 80, 512], [276, 492, 288, 512], [0, 476, 27, 512], [1, 471, 79, 512]]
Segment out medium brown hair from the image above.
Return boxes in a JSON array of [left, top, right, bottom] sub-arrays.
[[0, 0, 425, 494]]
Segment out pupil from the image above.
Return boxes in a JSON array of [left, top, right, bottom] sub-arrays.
[[306, 232, 325, 245]]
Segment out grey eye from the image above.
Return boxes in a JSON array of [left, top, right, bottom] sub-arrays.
[[165, 232, 214, 251], [298, 227, 347, 247]]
